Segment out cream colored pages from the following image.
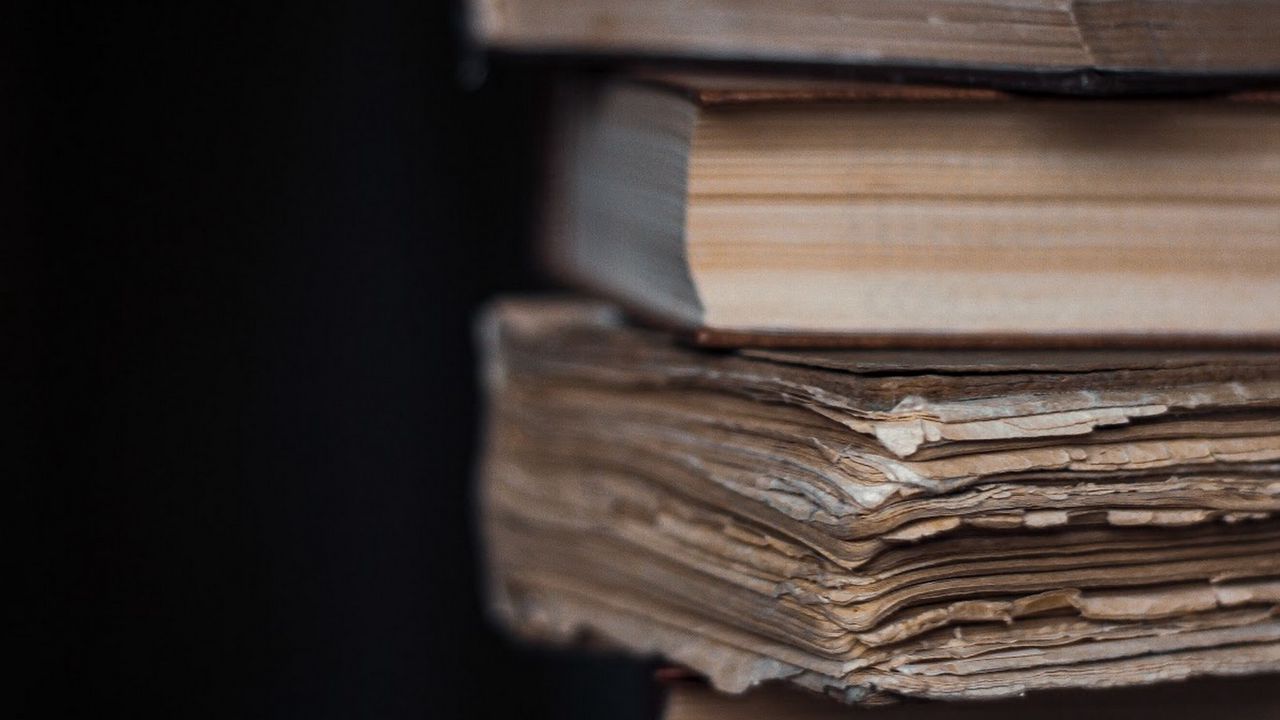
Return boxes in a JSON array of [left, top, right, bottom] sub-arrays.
[[549, 80, 1280, 341], [685, 99, 1280, 336]]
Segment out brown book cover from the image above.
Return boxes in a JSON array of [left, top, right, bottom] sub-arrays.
[[662, 674, 1280, 719], [468, 0, 1280, 94]]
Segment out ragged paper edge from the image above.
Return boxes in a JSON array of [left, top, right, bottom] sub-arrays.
[[812, 380, 1280, 458]]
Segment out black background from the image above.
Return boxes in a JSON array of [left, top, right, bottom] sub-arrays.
[[15, 1, 653, 717]]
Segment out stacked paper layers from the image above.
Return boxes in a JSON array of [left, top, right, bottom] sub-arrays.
[[479, 300, 1280, 704]]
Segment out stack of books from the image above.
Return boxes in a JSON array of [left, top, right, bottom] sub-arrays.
[[469, 0, 1280, 714]]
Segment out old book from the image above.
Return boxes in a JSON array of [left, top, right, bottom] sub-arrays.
[[543, 75, 1280, 346], [479, 298, 1280, 704], [468, 0, 1280, 79], [663, 675, 1280, 719]]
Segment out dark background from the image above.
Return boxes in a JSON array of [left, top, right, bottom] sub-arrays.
[[15, 1, 653, 717]]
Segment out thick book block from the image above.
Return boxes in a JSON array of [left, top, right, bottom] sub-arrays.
[[543, 75, 1280, 346], [479, 298, 1280, 704]]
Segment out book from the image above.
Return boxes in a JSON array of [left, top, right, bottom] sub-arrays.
[[662, 675, 1280, 719], [479, 298, 1280, 704], [543, 75, 1280, 346], [468, 0, 1280, 79]]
